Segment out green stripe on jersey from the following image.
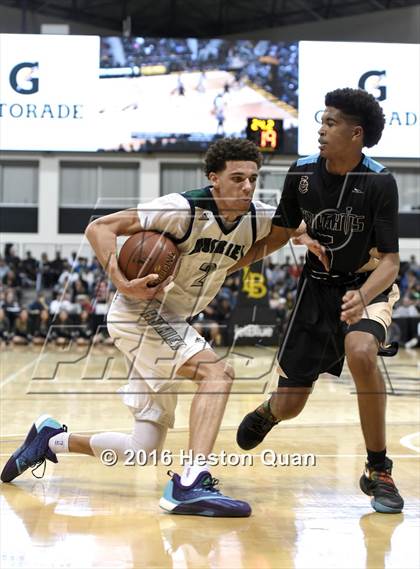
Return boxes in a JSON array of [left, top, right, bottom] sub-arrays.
[[182, 187, 215, 212]]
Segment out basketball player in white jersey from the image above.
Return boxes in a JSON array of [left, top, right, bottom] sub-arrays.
[[1, 138, 311, 517]]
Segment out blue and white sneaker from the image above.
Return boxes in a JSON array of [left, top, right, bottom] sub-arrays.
[[1, 415, 67, 483], [159, 471, 251, 517]]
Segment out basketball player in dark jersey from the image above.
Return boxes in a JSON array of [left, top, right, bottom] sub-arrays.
[[232, 88, 404, 514]]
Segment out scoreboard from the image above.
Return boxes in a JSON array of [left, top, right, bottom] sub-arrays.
[[246, 118, 283, 152]]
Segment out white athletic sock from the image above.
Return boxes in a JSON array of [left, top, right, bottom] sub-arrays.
[[90, 421, 167, 461], [48, 432, 70, 454], [181, 460, 210, 486]]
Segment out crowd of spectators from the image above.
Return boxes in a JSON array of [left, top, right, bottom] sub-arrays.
[[186, 253, 420, 348], [0, 245, 113, 347], [0, 244, 419, 349]]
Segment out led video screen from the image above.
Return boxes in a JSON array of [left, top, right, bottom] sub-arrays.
[[1, 34, 418, 158], [98, 37, 298, 153]]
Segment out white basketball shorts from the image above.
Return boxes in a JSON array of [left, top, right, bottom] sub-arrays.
[[107, 293, 211, 428]]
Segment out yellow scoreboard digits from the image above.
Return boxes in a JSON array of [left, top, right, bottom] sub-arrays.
[[246, 118, 283, 152]]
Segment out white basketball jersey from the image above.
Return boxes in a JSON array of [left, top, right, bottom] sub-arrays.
[[128, 186, 274, 318]]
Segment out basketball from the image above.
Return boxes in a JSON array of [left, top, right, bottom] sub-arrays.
[[118, 231, 179, 285]]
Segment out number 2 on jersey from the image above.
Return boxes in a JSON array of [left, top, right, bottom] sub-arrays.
[[191, 263, 217, 287]]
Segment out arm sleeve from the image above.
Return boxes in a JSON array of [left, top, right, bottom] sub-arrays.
[[373, 173, 399, 253], [254, 201, 276, 240], [272, 163, 302, 229], [136, 193, 191, 240]]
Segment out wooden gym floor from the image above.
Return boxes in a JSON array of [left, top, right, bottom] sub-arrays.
[[0, 344, 419, 569]]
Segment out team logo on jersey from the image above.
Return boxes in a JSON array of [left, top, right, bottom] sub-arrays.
[[189, 237, 245, 260], [298, 176, 309, 194], [301, 207, 365, 252]]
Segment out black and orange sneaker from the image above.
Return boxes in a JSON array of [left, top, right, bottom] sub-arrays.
[[359, 458, 404, 514], [236, 400, 280, 450]]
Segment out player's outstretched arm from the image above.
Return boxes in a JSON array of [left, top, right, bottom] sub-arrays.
[[341, 252, 400, 325], [227, 224, 295, 275], [292, 231, 330, 271], [85, 209, 168, 300]]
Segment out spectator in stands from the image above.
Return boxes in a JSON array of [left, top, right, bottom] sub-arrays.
[[399, 270, 417, 297], [74, 256, 88, 274], [32, 309, 51, 345], [74, 310, 94, 346], [68, 251, 78, 270], [22, 251, 38, 284], [405, 323, 420, 350], [393, 296, 419, 317], [50, 292, 75, 316], [222, 274, 240, 295], [53, 310, 74, 346], [191, 299, 221, 346], [54, 275, 69, 296], [266, 262, 287, 289], [91, 278, 111, 336], [3, 290, 21, 328], [0, 307, 10, 344], [217, 284, 235, 309], [76, 294, 93, 315], [275, 297, 288, 335], [38, 252, 52, 289], [89, 256, 101, 274], [268, 292, 288, 325], [3, 270, 20, 289], [278, 272, 297, 298], [0, 257, 10, 280], [94, 278, 109, 303], [408, 255, 419, 276], [289, 255, 305, 279], [56, 261, 79, 289], [410, 282, 420, 308], [12, 309, 32, 345], [285, 290, 296, 311], [72, 278, 88, 302], [28, 293, 49, 314], [4, 244, 20, 271], [50, 252, 64, 285], [281, 255, 292, 271]]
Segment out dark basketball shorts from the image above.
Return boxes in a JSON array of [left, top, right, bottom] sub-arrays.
[[277, 269, 400, 388]]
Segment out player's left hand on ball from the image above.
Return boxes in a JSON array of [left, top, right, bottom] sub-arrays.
[[341, 290, 366, 325], [148, 274, 174, 292], [292, 234, 330, 271]]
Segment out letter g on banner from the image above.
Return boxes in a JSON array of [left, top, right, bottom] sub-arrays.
[[9, 62, 39, 94], [358, 70, 386, 101]]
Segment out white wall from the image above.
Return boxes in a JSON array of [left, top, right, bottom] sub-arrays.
[[0, 152, 197, 259], [1, 152, 418, 262]]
